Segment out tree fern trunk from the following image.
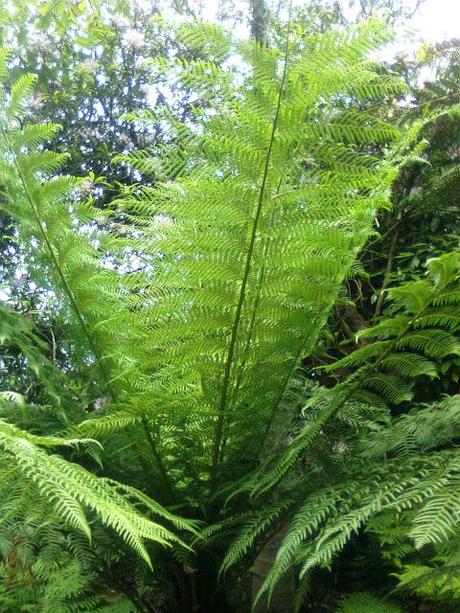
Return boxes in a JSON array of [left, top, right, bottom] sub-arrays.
[[252, 524, 295, 612]]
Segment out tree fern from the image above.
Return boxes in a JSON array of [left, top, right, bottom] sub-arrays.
[[0, 17, 440, 611]]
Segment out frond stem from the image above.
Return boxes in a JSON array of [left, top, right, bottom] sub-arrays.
[[210, 2, 293, 488], [141, 416, 176, 503]]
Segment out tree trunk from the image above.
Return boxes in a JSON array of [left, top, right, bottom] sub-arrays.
[[252, 525, 295, 612], [250, 0, 270, 46]]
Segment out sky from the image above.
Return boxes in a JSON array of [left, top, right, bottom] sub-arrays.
[[410, 0, 460, 44], [385, 0, 460, 63]]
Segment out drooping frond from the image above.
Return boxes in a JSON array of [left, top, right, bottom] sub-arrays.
[[254, 434, 460, 603], [0, 417, 190, 566], [0, 473, 138, 612]]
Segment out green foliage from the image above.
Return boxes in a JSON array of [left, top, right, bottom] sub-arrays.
[[0, 50, 199, 607], [245, 255, 460, 605], [336, 591, 403, 612], [0, 6, 458, 612], [394, 559, 460, 605], [0, 406, 189, 561], [370, 500, 460, 608], [0, 302, 54, 393], [0, 518, 118, 612], [329, 252, 460, 398]]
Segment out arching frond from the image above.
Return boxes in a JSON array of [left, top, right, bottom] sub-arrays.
[[0, 418, 191, 566]]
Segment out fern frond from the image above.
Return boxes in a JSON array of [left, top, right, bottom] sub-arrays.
[[77, 411, 142, 436], [220, 500, 292, 576], [110, 18, 409, 500], [379, 352, 438, 379], [250, 253, 460, 601], [0, 419, 188, 567], [367, 395, 460, 458], [336, 592, 403, 612]]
